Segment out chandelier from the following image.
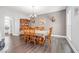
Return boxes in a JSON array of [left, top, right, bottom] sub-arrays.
[[30, 6, 37, 23], [30, 6, 46, 25]]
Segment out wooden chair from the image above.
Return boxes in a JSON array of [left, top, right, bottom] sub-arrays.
[[36, 36, 45, 46], [23, 27, 32, 43], [20, 30, 27, 42], [29, 27, 36, 45], [48, 27, 52, 48], [20, 25, 28, 41], [20, 18, 30, 42]]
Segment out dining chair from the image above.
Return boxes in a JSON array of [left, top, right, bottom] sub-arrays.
[[35, 27, 46, 46], [37, 36, 45, 46], [24, 28, 30, 43], [48, 27, 52, 48], [28, 27, 36, 45], [20, 25, 28, 41], [20, 25, 25, 39]]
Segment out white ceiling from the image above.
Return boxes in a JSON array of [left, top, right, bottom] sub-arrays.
[[13, 6, 66, 15], [2, 6, 66, 15]]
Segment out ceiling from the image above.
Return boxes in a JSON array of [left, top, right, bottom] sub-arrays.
[[0, 6, 66, 16], [9, 6, 66, 15]]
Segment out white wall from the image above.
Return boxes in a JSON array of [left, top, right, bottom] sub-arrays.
[[39, 10, 66, 36], [0, 7, 28, 36], [67, 7, 79, 52], [71, 7, 79, 52]]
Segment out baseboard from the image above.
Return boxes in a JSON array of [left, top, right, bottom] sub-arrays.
[[67, 35, 71, 40], [51, 34, 66, 38], [66, 37, 78, 53]]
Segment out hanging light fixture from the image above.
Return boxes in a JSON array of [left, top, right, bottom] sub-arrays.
[[30, 6, 37, 23], [30, 6, 46, 26]]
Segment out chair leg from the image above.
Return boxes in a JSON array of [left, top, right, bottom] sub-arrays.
[[48, 38, 51, 49], [34, 39, 36, 45]]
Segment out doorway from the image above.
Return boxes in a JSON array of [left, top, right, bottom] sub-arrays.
[[4, 16, 12, 35]]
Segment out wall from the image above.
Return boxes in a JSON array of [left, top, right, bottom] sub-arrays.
[[38, 10, 66, 36], [70, 7, 79, 52], [0, 7, 28, 37], [66, 7, 79, 52]]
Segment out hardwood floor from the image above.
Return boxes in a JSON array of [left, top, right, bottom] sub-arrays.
[[4, 35, 74, 53]]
